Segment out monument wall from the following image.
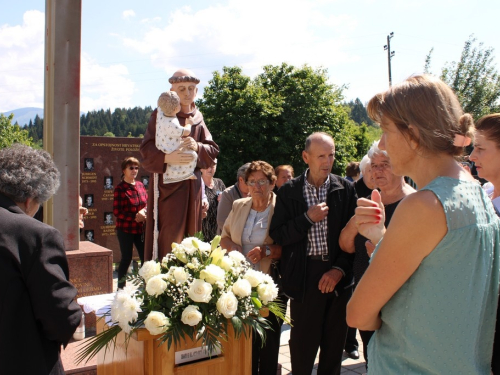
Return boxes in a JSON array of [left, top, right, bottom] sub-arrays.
[[80, 136, 147, 262]]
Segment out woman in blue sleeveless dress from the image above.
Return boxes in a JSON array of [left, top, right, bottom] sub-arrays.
[[346, 75, 500, 374]]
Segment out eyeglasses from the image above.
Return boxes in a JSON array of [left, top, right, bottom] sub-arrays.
[[247, 179, 269, 187], [128, 166, 139, 170]]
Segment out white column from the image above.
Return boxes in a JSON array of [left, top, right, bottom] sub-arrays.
[[44, 0, 82, 250]]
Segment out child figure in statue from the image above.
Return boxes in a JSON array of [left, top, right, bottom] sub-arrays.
[[155, 91, 197, 183]]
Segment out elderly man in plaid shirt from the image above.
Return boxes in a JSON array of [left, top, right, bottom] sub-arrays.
[[270, 132, 358, 375]]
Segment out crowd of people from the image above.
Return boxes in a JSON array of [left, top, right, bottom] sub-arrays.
[[1, 70, 499, 375]]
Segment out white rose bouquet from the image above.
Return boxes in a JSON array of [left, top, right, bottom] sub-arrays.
[[77, 235, 287, 364]]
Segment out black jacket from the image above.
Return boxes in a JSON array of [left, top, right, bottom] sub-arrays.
[[0, 194, 81, 375], [269, 173, 357, 302]]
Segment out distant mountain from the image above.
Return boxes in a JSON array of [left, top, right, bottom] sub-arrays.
[[1, 107, 44, 127]]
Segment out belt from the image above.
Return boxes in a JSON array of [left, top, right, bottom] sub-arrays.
[[308, 254, 330, 261]]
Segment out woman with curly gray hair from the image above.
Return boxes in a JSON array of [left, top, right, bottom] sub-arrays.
[[0, 143, 60, 210], [0, 144, 81, 375]]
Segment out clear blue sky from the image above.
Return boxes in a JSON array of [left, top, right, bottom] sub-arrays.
[[1, 0, 499, 113]]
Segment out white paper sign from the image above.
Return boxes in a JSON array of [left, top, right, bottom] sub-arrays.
[[175, 345, 222, 365]]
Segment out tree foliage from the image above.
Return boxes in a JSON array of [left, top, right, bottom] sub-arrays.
[[0, 113, 33, 149], [80, 107, 152, 137], [345, 98, 375, 127], [344, 98, 381, 152], [440, 36, 500, 118], [424, 47, 434, 74], [197, 63, 370, 184], [364, 125, 382, 146], [25, 107, 153, 145]]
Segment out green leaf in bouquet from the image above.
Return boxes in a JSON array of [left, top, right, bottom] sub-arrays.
[[192, 231, 204, 241], [266, 300, 292, 326], [74, 322, 123, 365], [231, 316, 243, 337], [251, 297, 262, 309], [201, 323, 226, 355], [247, 316, 268, 348], [165, 296, 174, 309], [161, 319, 195, 351]]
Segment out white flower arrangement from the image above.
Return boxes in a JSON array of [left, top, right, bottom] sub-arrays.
[[77, 235, 287, 363]]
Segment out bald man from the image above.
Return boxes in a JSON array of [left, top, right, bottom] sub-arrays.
[[270, 132, 357, 375], [140, 69, 219, 260]]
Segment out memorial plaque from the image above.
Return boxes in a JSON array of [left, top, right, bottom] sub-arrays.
[[67, 241, 113, 333], [80, 136, 144, 262]]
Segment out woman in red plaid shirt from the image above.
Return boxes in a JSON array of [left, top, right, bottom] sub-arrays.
[[113, 157, 148, 288]]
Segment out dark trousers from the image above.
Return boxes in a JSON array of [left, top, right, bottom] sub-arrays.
[[116, 229, 144, 288], [344, 327, 359, 352], [289, 260, 351, 375], [252, 297, 287, 375], [359, 330, 374, 369]]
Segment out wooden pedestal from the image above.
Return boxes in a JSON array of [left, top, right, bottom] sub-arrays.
[[96, 320, 251, 375]]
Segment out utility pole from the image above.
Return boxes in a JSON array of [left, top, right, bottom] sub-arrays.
[[384, 32, 395, 86]]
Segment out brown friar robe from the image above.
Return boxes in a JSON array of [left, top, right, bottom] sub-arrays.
[[140, 106, 219, 260]]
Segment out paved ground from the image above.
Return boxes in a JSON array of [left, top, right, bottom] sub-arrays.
[[278, 323, 367, 375]]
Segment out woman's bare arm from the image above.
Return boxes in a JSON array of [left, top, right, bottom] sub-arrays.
[[346, 190, 447, 331]]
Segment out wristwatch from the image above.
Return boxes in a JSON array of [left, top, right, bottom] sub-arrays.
[[265, 245, 271, 257]]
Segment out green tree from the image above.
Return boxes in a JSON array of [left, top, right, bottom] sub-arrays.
[[440, 36, 500, 118], [346, 98, 375, 127], [80, 106, 152, 137], [197, 63, 368, 183], [0, 113, 33, 149], [365, 125, 382, 146], [424, 47, 434, 74]]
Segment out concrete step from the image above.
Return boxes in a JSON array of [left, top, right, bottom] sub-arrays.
[[61, 338, 97, 375]]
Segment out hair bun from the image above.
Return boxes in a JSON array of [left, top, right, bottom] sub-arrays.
[[459, 113, 474, 128], [459, 113, 475, 139]]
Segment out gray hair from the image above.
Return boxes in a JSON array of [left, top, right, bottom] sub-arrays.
[[359, 155, 371, 174], [367, 140, 389, 160], [0, 144, 60, 203], [236, 162, 251, 181]]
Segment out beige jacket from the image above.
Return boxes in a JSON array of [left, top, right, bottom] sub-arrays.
[[221, 193, 276, 274]]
